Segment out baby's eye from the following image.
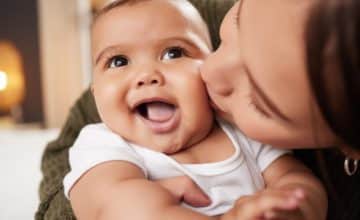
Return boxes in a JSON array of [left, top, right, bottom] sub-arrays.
[[162, 47, 185, 60], [108, 55, 128, 68]]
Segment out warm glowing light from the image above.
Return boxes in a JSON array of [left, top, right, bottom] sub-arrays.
[[0, 41, 25, 111], [0, 71, 8, 91]]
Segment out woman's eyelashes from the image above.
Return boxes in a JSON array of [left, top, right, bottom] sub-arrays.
[[248, 94, 271, 119]]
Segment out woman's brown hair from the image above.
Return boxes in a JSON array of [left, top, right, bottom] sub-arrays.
[[306, 2, 360, 219], [306, 0, 360, 150]]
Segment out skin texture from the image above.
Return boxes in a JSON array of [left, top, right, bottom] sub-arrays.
[[70, 1, 327, 220], [201, 0, 338, 149]]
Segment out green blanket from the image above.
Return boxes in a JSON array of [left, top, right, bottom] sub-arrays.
[[35, 1, 237, 219], [36, 90, 100, 219]]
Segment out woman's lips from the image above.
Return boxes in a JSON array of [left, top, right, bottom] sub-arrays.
[[209, 98, 225, 114], [209, 99, 220, 111], [208, 96, 228, 118]]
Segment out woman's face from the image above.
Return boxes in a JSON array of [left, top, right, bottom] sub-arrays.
[[201, 0, 337, 148]]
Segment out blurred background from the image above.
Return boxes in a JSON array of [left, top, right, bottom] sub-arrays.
[[0, 0, 104, 219]]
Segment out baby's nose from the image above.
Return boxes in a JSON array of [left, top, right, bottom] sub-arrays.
[[136, 71, 164, 88]]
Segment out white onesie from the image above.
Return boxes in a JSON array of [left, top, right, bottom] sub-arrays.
[[63, 119, 288, 216]]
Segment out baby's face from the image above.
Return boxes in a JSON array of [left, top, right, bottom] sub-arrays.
[[92, 0, 213, 154]]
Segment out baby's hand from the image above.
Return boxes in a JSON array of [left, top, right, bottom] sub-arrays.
[[156, 176, 211, 207], [223, 188, 306, 220]]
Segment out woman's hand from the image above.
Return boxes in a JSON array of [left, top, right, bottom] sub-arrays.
[[156, 176, 211, 207], [222, 188, 305, 220]]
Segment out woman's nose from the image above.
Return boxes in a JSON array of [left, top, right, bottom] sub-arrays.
[[201, 46, 224, 83], [135, 71, 164, 88], [200, 53, 215, 82]]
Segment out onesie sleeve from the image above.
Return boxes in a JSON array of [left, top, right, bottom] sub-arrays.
[[246, 137, 291, 172], [63, 123, 147, 199], [234, 129, 291, 172]]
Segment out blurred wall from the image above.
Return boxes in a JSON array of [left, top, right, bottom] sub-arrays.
[[38, 0, 91, 128], [0, 0, 44, 123]]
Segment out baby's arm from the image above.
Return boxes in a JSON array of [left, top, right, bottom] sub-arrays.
[[223, 155, 327, 220], [69, 161, 218, 220], [65, 124, 218, 220]]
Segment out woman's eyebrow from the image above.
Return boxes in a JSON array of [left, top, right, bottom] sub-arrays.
[[246, 68, 291, 122]]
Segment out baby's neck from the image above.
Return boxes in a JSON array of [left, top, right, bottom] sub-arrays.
[[170, 123, 235, 164]]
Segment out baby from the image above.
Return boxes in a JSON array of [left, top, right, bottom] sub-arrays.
[[64, 0, 326, 219]]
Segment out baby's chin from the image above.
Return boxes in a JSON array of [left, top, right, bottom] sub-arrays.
[[146, 140, 185, 155]]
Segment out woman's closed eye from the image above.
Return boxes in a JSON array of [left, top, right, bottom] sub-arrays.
[[161, 47, 187, 60], [248, 96, 270, 119], [107, 55, 129, 68]]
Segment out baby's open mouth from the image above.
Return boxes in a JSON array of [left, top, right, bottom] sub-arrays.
[[134, 100, 180, 133], [137, 101, 175, 122]]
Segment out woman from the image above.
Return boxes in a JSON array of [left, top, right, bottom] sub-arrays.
[[201, 0, 360, 219]]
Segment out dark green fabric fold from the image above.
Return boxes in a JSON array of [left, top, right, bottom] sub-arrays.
[[36, 89, 101, 220]]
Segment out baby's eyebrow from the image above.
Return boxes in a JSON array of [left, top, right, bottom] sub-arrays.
[[159, 37, 199, 48], [158, 36, 210, 55], [94, 46, 118, 65]]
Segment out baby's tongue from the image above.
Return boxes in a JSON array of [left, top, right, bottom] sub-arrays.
[[147, 102, 175, 122]]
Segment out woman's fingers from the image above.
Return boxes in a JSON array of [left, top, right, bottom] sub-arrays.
[[156, 176, 211, 207], [156, 177, 185, 201], [262, 189, 305, 220], [230, 188, 306, 220], [263, 208, 303, 220], [183, 185, 212, 207]]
